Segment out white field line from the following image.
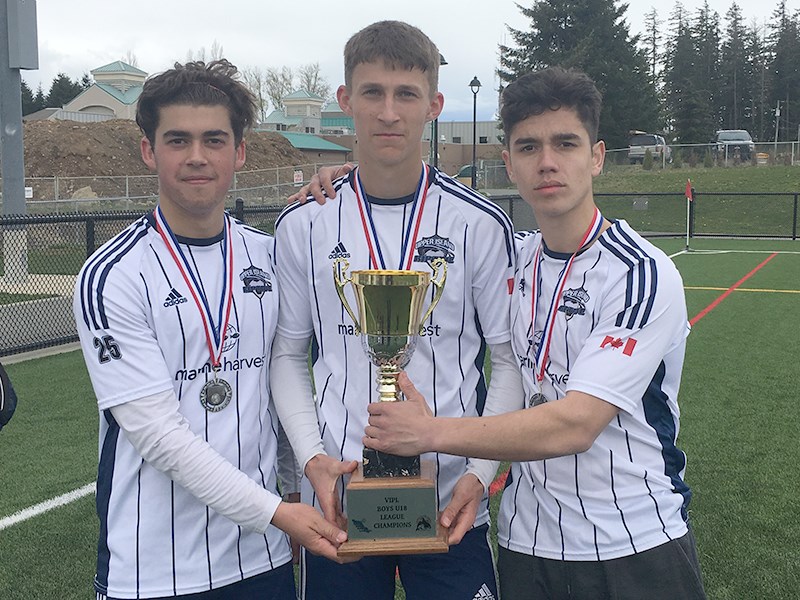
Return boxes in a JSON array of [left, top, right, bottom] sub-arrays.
[[0, 482, 95, 531]]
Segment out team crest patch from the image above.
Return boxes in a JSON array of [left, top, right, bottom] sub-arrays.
[[414, 235, 455, 264], [559, 286, 589, 320], [240, 265, 272, 297]]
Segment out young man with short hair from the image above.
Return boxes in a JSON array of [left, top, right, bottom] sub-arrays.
[[271, 20, 518, 600], [74, 59, 347, 600], [363, 67, 707, 599]]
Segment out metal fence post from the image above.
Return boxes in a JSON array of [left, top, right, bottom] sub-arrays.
[[86, 216, 95, 259], [235, 197, 244, 222]]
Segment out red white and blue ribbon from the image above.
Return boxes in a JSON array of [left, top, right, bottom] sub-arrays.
[[154, 207, 234, 369], [353, 162, 429, 270], [530, 207, 604, 387]]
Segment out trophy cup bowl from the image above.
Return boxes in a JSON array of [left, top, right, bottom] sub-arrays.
[[333, 257, 449, 556]]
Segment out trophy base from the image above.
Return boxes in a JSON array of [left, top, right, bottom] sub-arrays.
[[338, 461, 449, 558], [363, 447, 420, 478]]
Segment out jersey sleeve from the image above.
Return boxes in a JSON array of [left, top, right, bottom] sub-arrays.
[[567, 255, 689, 414], [73, 255, 174, 410], [273, 206, 315, 339], [469, 208, 515, 345]]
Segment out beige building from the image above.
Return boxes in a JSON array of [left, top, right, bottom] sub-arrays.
[[62, 61, 146, 120]]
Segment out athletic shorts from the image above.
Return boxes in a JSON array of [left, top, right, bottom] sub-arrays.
[[302, 523, 498, 600], [497, 528, 706, 600], [100, 562, 295, 600]]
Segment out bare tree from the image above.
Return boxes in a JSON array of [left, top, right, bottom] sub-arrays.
[[241, 66, 271, 122], [243, 62, 333, 117], [185, 39, 225, 63], [122, 50, 139, 68], [265, 66, 295, 111], [297, 62, 332, 100]]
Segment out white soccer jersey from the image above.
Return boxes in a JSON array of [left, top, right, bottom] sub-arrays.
[[500, 219, 692, 561], [274, 165, 515, 525], [74, 213, 290, 598]]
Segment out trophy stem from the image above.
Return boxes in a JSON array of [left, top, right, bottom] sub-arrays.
[[377, 365, 402, 402], [363, 364, 420, 478]]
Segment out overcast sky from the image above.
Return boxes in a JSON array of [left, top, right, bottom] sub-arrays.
[[23, 0, 793, 121]]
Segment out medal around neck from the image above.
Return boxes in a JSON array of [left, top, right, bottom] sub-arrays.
[[528, 392, 547, 408], [200, 377, 232, 412], [333, 256, 449, 557]]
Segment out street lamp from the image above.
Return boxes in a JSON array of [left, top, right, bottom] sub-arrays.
[[469, 76, 482, 189], [431, 53, 448, 168]]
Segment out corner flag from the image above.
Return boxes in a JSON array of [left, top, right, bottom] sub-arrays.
[[684, 179, 693, 250]]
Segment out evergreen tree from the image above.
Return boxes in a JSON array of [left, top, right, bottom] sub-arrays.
[[498, 0, 660, 149], [720, 3, 749, 130], [692, 1, 723, 134], [33, 84, 46, 112], [643, 8, 662, 87], [663, 2, 724, 143], [46, 73, 84, 108], [744, 21, 771, 141], [20, 80, 35, 115], [768, 2, 800, 142]]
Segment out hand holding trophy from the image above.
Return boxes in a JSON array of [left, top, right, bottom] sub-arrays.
[[332, 257, 449, 557]]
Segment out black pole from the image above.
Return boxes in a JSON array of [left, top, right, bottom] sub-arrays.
[[471, 94, 477, 189], [469, 76, 481, 189], [432, 119, 439, 168]]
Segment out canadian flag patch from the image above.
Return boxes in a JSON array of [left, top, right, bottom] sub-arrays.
[[600, 335, 637, 356]]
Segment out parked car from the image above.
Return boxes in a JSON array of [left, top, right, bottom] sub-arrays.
[[627, 132, 672, 164], [711, 129, 755, 161]]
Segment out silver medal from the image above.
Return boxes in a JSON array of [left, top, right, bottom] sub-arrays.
[[528, 393, 546, 408], [200, 378, 232, 412]]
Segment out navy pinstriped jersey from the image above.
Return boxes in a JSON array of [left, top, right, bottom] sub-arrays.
[[74, 213, 290, 598], [502, 220, 692, 560], [274, 166, 514, 527]]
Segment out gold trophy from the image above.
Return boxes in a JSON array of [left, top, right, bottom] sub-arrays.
[[333, 257, 448, 557]]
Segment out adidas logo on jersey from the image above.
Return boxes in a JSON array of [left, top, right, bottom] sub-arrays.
[[163, 288, 188, 307], [328, 242, 350, 259], [472, 583, 496, 600]]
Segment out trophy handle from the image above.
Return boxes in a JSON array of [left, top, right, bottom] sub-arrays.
[[419, 258, 447, 332], [333, 258, 361, 334]]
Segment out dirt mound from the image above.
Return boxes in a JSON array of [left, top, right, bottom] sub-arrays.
[[23, 119, 307, 177]]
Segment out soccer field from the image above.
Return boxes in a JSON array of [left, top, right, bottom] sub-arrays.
[[1, 237, 799, 599]]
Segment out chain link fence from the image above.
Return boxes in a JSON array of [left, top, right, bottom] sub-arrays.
[[1, 191, 799, 357], [4, 163, 339, 214]]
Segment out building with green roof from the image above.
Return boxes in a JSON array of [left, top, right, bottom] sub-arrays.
[[62, 61, 146, 120]]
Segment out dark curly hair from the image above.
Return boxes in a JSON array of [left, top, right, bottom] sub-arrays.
[[500, 67, 602, 145], [136, 59, 257, 146]]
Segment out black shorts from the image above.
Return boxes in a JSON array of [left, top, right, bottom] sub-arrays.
[[302, 523, 498, 600], [497, 529, 706, 600]]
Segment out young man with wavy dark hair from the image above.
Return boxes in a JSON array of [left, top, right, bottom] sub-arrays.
[[75, 60, 348, 600]]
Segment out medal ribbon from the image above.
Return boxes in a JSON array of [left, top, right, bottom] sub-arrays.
[[154, 207, 234, 370], [353, 162, 429, 270], [530, 208, 604, 386]]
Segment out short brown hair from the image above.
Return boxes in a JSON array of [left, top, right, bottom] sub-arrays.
[[136, 59, 257, 146], [500, 67, 602, 145], [344, 20, 440, 96]]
